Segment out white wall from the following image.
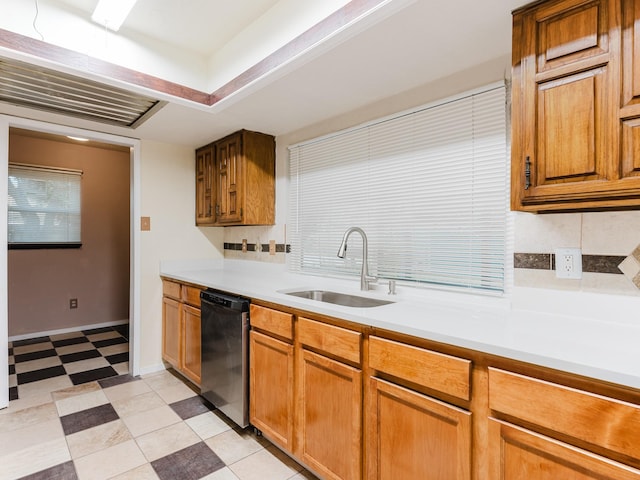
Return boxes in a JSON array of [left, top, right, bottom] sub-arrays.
[[138, 140, 223, 372], [225, 53, 640, 301], [225, 55, 511, 256]]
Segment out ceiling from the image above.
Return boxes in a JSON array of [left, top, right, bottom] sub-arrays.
[[0, 0, 530, 148], [49, 0, 283, 57]]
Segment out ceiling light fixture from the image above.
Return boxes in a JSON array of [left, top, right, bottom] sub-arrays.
[[91, 0, 137, 32]]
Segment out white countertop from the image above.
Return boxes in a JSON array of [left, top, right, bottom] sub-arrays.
[[161, 259, 640, 390]]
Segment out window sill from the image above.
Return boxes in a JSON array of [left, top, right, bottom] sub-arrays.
[[8, 243, 82, 250]]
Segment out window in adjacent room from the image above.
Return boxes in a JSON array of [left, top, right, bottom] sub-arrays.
[[8, 163, 82, 248], [288, 82, 509, 295]]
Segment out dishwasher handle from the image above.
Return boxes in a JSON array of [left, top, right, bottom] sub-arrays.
[[200, 289, 250, 312]]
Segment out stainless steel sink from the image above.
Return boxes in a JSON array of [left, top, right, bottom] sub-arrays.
[[284, 290, 393, 308]]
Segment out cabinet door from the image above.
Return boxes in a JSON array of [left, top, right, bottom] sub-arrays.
[[182, 304, 201, 385], [249, 330, 294, 451], [195, 145, 215, 225], [216, 133, 243, 224], [162, 296, 181, 368], [367, 377, 471, 480], [300, 349, 362, 480], [511, 0, 635, 210], [622, 0, 640, 109], [620, 0, 640, 181], [488, 419, 640, 480]]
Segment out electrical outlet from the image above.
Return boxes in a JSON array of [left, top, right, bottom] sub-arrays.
[[555, 248, 582, 279], [70, 298, 78, 309], [269, 240, 276, 255], [242, 239, 247, 253]]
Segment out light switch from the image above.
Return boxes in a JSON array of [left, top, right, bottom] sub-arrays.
[[141, 216, 151, 231]]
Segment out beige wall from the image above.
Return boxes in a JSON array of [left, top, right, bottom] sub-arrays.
[[8, 131, 131, 336], [138, 139, 224, 373]]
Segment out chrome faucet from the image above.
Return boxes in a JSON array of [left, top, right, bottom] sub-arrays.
[[337, 227, 377, 291]]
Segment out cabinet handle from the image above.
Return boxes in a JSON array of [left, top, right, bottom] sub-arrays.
[[215, 204, 220, 216], [524, 156, 531, 190]]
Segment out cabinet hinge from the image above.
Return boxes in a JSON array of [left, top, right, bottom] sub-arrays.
[[524, 156, 531, 190]]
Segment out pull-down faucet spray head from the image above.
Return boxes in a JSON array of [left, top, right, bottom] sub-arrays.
[[337, 227, 376, 291], [337, 239, 348, 258]]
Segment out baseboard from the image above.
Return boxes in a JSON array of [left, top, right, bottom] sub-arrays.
[[139, 363, 166, 376], [8, 319, 129, 342]]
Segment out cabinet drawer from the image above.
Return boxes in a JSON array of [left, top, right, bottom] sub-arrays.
[[489, 368, 640, 460], [369, 336, 471, 401], [162, 280, 181, 300], [250, 305, 293, 340], [182, 285, 202, 307], [298, 317, 361, 365]]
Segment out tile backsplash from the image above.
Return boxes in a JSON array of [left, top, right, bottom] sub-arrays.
[[223, 225, 288, 264], [513, 210, 640, 295], [224, 211, 640, 294]]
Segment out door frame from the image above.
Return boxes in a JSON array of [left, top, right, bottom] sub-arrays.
[[0, 115, 141, 409]]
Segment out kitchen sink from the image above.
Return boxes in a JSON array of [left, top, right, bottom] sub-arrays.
[[284, 289, 394, 308]]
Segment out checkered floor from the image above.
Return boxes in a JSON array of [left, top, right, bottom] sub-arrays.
[[1, 338, 316, 480], [9, 325, 129, 401]]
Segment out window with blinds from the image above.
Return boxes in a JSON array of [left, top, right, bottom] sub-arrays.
[[8, 164, 82, 248], [288, 83, 509, 294]]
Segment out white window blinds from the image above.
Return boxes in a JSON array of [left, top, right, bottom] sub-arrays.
[[8, 164, 82, 246], [288, 83, 508, 294]]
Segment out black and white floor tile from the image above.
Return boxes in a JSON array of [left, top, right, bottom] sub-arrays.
[[9, 325, 129, 402], [3, 327, 317, 480]]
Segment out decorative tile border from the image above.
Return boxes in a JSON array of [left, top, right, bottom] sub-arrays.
[[618, 245, 640, 288], [514, 253, 626, 274], [513, 253, 551, 270], [224, 243, 291, 253]]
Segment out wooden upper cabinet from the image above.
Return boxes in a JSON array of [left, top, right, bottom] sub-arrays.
[[216, 133, 242, 224], [195, 144, 215, 226], [621, 0, 640, 182], [512, 0, 640, 211], [195, 129, 275, 226]]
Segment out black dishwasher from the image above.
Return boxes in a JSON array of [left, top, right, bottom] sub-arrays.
[[200, 289, 250, 428]]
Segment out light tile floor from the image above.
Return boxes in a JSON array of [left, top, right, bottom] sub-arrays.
[[4, 331, 318, 480]]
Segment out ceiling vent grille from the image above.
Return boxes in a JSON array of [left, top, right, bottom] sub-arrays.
[[0, 57, 165, 128]]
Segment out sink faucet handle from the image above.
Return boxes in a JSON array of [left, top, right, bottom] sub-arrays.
[[387, 280, 396, 295]]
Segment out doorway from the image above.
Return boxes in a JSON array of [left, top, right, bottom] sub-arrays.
[[0, 115, 141, 409]]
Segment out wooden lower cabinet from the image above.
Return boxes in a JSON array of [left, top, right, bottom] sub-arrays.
[[182, 304, 201, 385], [244, 303, 640, 480], [162, 296, 181, 367], [488, 419, 640, 480], [249, 330, 294, 451], [161, 279, 202, 386], [366, 377, 471, 480], [300, 349, 362, 480]]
